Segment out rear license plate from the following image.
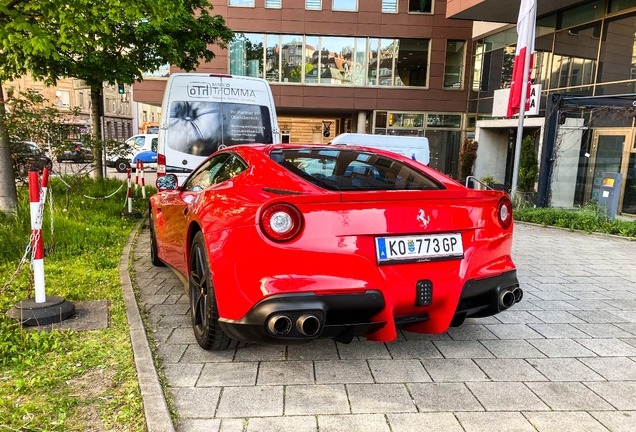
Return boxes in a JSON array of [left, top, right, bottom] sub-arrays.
[[375, 233, 464, 263]]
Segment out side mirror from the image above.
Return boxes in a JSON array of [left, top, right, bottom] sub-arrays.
[[156, 174, 179, 191]]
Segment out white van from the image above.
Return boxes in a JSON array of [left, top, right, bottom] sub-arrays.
[[330, 133, 430, 165], [158, 73, 279, 184]]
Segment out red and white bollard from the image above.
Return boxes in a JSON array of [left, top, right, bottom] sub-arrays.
[[134, 160, 140, 190], [139, 161, 146, 199], [126, 167, 133, 214], [28, 169, 46, 303], [7, 167, 75, 326]]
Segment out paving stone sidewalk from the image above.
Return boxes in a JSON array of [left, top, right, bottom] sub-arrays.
[[132, 223, 636, 432]]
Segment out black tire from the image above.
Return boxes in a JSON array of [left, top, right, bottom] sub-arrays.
[[149, 211, 165, 267], [115, 159, 130, 173], [189, 231, 243, 350]]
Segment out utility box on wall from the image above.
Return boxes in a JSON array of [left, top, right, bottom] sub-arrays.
[[598, 172, 623, 219]]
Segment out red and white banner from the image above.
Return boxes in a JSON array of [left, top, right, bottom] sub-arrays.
[[507, 0, 536, 118]]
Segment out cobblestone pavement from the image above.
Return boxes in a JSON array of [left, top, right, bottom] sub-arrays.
[[132, 223, 636, 432]]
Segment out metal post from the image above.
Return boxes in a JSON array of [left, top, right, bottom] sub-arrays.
[[510, 0, 537, 201]]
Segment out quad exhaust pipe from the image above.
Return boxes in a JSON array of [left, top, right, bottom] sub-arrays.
[[267, 315, 293, 335], [499, 287, 523, 310], [267, 314, 322, 337], [296, 314, 321, 337]]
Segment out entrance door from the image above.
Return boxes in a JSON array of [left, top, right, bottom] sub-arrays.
[[588, 129, 632, 212]]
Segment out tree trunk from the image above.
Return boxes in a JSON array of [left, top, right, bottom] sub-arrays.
[[0, 83, 18, 216], [90, 85, 103, 180]]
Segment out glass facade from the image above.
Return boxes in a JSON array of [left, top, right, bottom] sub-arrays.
[[230, 33, 432, 87], [373, 111, 463, 177], [468, 0, 636, 213]]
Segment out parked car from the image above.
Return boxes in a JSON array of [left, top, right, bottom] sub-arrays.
[[11, 141, 52, 176], [56, 143, 94, 163], [149, 144, 521, 350], [106, 134, 157, 173]]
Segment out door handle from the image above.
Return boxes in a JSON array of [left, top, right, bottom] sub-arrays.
[[183, 208, 189, 216]]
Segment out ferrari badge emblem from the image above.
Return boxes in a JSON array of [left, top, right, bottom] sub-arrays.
[[417, 209, 430, 229]]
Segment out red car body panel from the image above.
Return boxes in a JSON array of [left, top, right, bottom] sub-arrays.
[[150, 144, 519, 344]]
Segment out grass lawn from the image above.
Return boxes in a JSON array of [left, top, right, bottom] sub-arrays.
[[0, 176, 152, 431]]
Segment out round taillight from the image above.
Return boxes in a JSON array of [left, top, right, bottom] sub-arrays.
[[497, 196, 513, 229], [260, 203, 303, 242]]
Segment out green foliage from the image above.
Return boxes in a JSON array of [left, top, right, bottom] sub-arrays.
[[514, 203, 636, 237], [459, 138, 478, 181], [518, 135, 539, 192], [1, 0, 234, 88], [480, 174, 497, 186], [0, 176, 155, 430]]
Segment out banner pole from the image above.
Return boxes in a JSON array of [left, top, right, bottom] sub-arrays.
[[511, 0, 537, 201]]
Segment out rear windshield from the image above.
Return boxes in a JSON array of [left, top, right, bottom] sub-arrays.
[[270, 147, 443, 191], [167, 101, 273, 157]]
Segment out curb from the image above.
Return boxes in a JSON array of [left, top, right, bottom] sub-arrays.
[[119, 218, 175, 432]]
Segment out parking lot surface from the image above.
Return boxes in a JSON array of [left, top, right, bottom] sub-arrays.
[[132, 223, 636, 432]]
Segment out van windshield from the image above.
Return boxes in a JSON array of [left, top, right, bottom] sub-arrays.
[[270, 147, 443, 192], [167, 101, 273, 157]]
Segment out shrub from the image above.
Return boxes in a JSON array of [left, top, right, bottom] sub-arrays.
[[518, 135, 538, 192], [514, 204, 636, 237], [459, 138, 478, 181]]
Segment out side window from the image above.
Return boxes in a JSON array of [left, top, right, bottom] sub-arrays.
[[345, 160, 380, 178], [151, 138, 158, 153], [213, 155, 248, 184], [184, 154, 230, 192]]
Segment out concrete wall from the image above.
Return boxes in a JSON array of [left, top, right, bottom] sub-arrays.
[[473, 117, 546, 184], [474, 127, 508, 182], [550, 118, 586, 208]]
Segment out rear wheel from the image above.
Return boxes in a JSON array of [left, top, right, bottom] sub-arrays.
[[115, 159, 130, 173], [189, 232, 244, 350], [149, 211, 165, 267]]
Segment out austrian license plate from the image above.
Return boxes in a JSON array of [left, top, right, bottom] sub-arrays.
[[375, 233, 464, 263]]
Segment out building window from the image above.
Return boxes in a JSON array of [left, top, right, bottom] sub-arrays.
[[444, 40, 465, 89], [151, 112, 155, 121], [265, 34, 281, 83], [373, 110, 463, 177], [230, 33, 265, 78], [106, 98, 110, 113], [265, 0, 281, 7], [78, 92, 84, 108], [306, 0, 321, 10], [382, 0, 398, 13], [142, 111, 147, 122], [230, 33, 430, 88], [57, 89, 70, 107], [332, 0, 356, 12], [229, 0, 254, 6], [142, 63, 170, 79], [408, 0, 432, 13]]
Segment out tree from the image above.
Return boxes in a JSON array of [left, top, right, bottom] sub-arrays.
[[0, 0, 234, 216], [518, 135, 539, 192]]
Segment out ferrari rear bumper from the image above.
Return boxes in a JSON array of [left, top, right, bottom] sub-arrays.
[[218, 290, 386, 345], [218, 271, 521, 345], [450, 270, 521, 326]]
